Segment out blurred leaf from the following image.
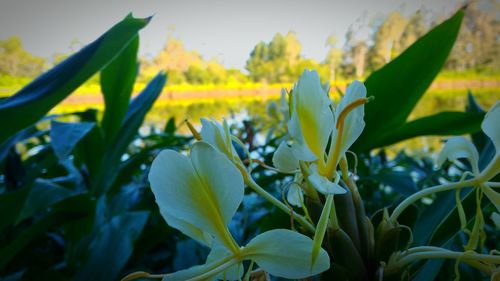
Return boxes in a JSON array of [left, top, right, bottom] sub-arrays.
[[368, 111, 484, 149], [354, 8, 465, 151], [0, 14, 150, 144], [73, 211, 149, 281], [50, 120, 95, 160], [101, 36, 139, 142], [0, 210, 81, 271], [91, 72, 167, 196], [164, 116, 176, 134], [0, 126, 43, 164], [16, 179, 76, 223], [0, 187, 30, 232], [367, 170, 418, 196]]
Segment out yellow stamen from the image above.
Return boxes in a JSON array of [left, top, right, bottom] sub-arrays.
[[185, 119, 202, 140], [324, 97, 372, 178]]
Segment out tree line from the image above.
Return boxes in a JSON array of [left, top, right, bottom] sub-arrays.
[[1, 1, 498, 85]]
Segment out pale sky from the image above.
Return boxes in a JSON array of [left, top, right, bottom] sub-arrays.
[[0, 0, 463, 70]]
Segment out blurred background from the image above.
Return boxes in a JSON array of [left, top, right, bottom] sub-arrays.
[[0, 0, 498, 146]]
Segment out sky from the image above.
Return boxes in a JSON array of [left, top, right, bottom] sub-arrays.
[[0, 0, 463, 70]]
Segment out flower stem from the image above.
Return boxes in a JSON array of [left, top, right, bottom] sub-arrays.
[[246, 176, 316, 233], [390, 178, 480, 222], [396, 249, 500, 268]]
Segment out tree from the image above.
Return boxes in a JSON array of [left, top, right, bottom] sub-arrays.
[[366, 12, 408, 71], [0, 36, 46, 77], [245, 32, 304, 83], [324, 35, 343, 84], [446, 0, 499, 72], [399, 10, 427, 52]]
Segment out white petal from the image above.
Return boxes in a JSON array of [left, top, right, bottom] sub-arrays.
[[481, 101, 500, 154], [190, 141, 245, 233], [162, 211, 213, 247], [482, 184, 500, 213], [286, 183, 304, 207], [272, 142, 299, 173], [288, 70, 334, 161], [334, 80, 366, 157], [200, 118, 232, 157], [206, 243, 244, 280], [148, 142, 243, 250], [308, 172, 346, 195], [491, 212, 500, 230], [243, 229, 330, 279], [437, 136, 479, 174]]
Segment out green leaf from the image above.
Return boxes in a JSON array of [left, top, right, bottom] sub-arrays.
[[0, 14, 150, 144], [50, 120, 95, 160], [72, 211, 149, 281], [100, 36, 139, 142], [90, 73, 167, 195], [0, 207, 84, 271], [16, 180, 76, 223], [0, 187, 30, 233], [368, 111, 484, 149], [354, 8, 464, 151]]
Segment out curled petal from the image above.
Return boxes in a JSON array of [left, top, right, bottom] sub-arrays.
[[200, 118, 236, 159], [481, 101, 500, 155], [243, 229, 330, 279], [437, 136, 479, 174], [308, 171, 346, 195], [272, 142, 299, 173], [288, 70, 334, 161], [286, 183, 304, 208], [333, 80, 367, 158]]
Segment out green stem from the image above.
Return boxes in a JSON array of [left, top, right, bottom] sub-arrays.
[[246, 177, 315, 233], [396, 250, 500, 268], [390, 178, 479, 222]]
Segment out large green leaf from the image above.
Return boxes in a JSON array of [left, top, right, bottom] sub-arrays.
[[0, 14, 150, 144], [90, 72, 167, 196], [100, 36, 139, 142], [72, 211, 149, 281], [353, 8, 465, 151], [50, 120, 95, 160], [366, 111, 484, 149]]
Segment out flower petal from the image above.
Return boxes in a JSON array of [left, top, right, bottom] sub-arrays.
[[491, 212, 500, 230], [200, 118, 234, 158], [162, 211, 213, 247], [286, 183, 304, 207], [148, 142, 243, 250], [243, 229, 330, 279], [481, 101, 500, 154], [482, 184, 500, 213], [308, 172, 346, 195], [272, 142, 299, 173], [437, 136, 479, 174], [288, 70, 334, 161], [333, 80, 366, 157]]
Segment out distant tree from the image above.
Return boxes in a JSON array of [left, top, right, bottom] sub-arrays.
[[446, 0, 499, 72], [352, 41, 368, 78], [324, 35, 343, 84], [0, 36, 45, 77], [366, 12, 408, 71], [245, 32, 304, 83], [399, 10, 427, 52]]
